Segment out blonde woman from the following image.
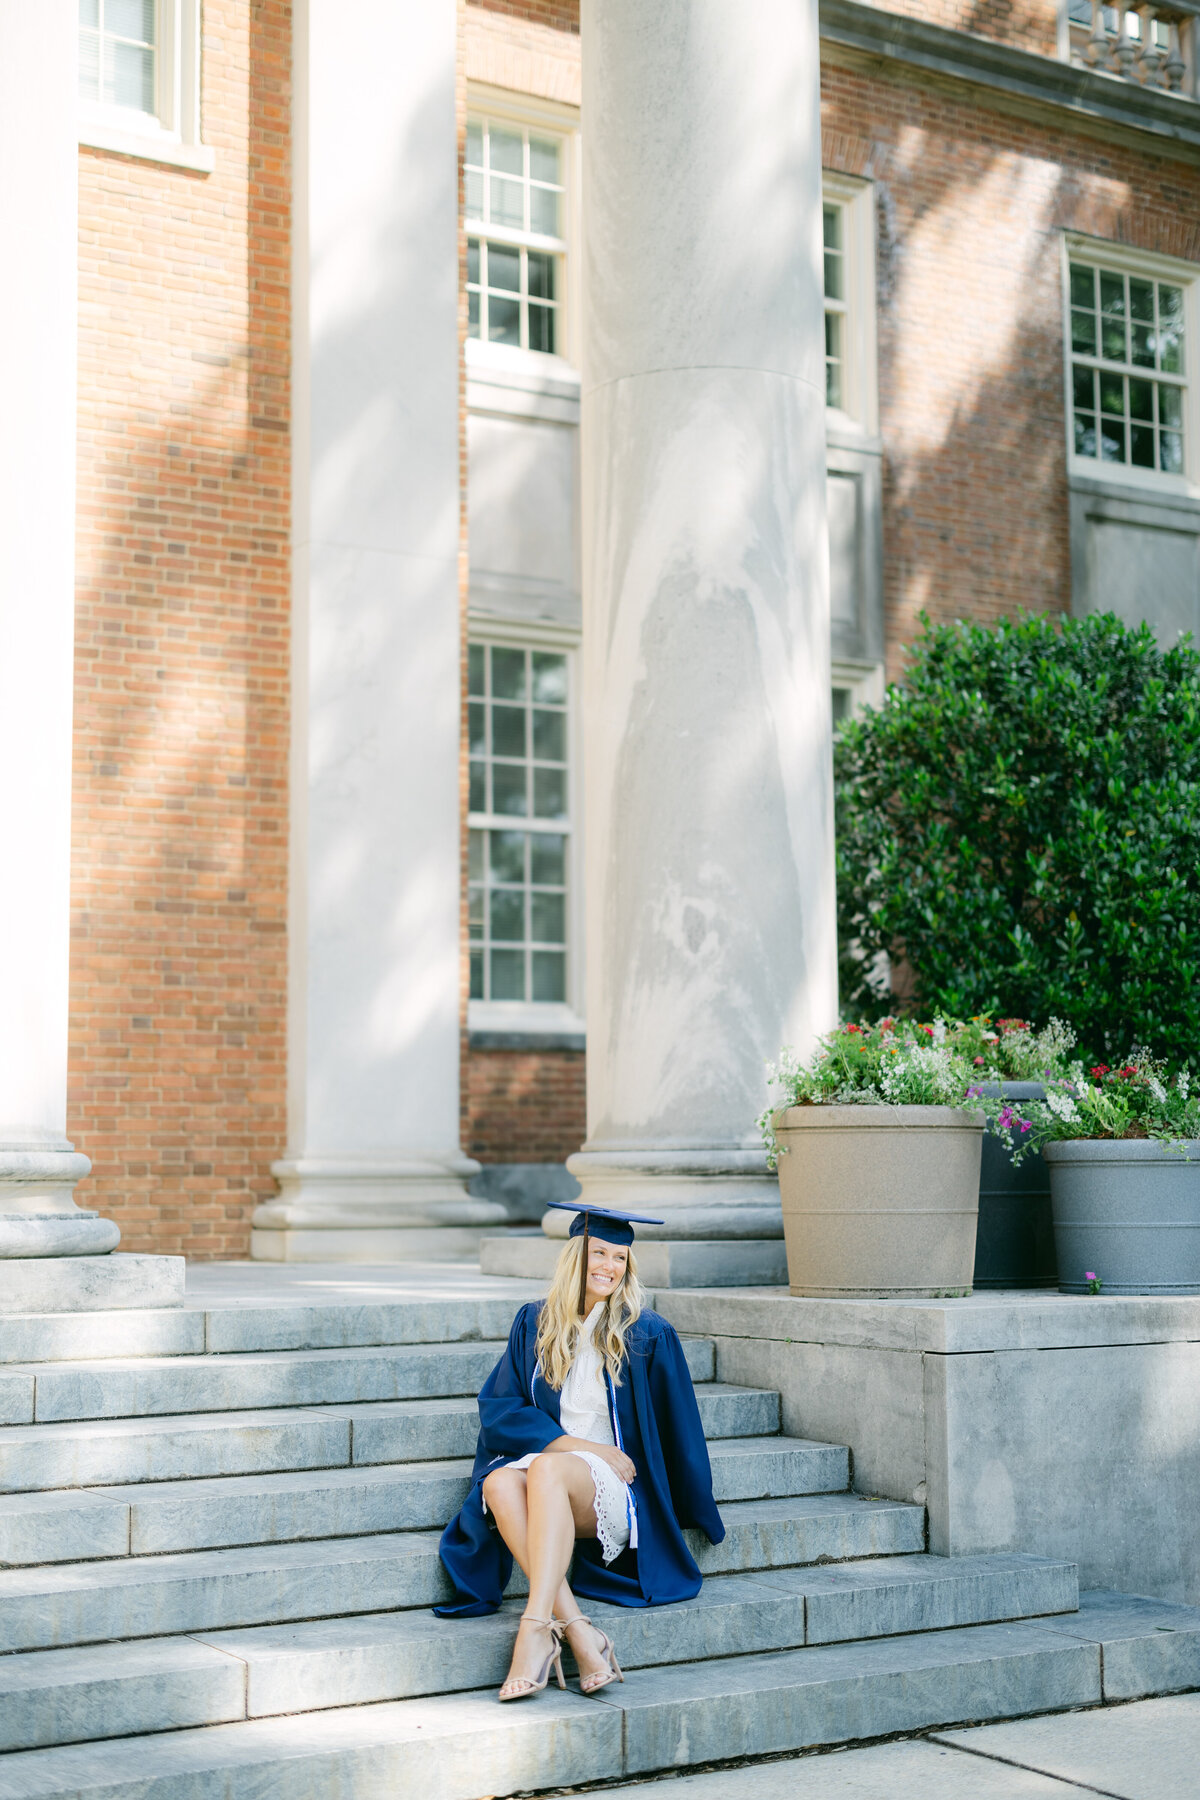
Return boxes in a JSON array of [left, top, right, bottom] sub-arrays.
[[434, 1203, 725, 1702]]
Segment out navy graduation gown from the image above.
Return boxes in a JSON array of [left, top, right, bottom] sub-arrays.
[[434, 1301, 725, 1617]]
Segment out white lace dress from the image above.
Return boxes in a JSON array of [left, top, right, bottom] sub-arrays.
[[485, 1301, 634, 1565]]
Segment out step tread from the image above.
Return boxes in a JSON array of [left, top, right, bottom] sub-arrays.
[[0, 1618, 1100, 1798]]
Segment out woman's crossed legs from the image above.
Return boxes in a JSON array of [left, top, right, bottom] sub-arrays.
[[482, 1455, 614, 1696]]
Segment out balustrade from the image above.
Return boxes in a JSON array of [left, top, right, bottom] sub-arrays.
[[1068, 0, 1198, 92]]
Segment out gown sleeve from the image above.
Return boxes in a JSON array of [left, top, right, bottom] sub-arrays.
[[645, 1319, 725, 1544], [477, 1302, 565, 1458]]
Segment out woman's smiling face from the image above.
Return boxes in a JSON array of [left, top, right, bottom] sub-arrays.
[[584, 1238, 628, 1309]]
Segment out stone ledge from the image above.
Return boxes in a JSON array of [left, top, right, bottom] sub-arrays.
[[0, 1254, 184, 1316], [820, 0, 1200, 159]]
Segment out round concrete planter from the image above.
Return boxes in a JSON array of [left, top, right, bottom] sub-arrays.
[[1044, 1138, 1200, 1295], [774, 1105, 984, 1298], [974, 1082, 1057, 1289]]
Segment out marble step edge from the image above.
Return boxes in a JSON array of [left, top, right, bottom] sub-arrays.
[[0, 1336, 716, 1425], [0, 1498, 926, 1653], [0, 1555, 1086, 1754], [0, 1386, 782, 1495], [0, 1437, 851, 1566], [1, 1609, 1184, 1796]]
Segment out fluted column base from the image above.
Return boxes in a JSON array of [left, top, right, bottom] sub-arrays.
[[253, 1153, 506, 1262], [0, 1147, 120, 1259], [555, 1146, 784, 1241]]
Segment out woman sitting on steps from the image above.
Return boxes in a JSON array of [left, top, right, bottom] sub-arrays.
[[433, 1202, 725, 1701]]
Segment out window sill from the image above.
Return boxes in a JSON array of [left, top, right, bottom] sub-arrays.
[[1068, 463, 1200, 508], [466, 338, 580, 424], [79, 119, 215, 173], [468, 1001, 586, 1052]]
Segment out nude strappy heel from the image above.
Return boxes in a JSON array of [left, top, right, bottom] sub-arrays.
[[497, 1613, 565, 1702], [559, 1613, 624, 1695]]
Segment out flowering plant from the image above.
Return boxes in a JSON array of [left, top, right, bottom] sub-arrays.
[[759, 1019, 976, 1168], [946, 1015, 1076, 1081], [971, 1054, 1200, 1164]]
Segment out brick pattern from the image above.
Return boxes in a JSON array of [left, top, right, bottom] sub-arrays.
[[875, 0, 1059, 55], [465, 1048, 586, 1163], [70, 0, 290, 1258], [819, 60, 1200, 678], [472, 0, 578, 32], [464, 2, 581, 104]]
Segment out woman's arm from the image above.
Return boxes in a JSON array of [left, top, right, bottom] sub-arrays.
[[477, 1305, 565, 1458], [539, 1434, 635, 1483]]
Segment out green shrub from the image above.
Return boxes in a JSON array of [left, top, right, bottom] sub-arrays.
[[835, 612, 1200, 1063]]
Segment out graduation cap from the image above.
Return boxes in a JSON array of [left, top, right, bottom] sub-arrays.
[[545, 1202, 665, 1313]]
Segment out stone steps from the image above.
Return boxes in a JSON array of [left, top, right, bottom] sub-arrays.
[[0, 1615, 1119, 1796], [0, 1380, 775, 1494], [0, 1555, 1078, 1754], [0, 1436, 848, 1564], [0, 1494, 926, 1653], [0, 1336, 716, 1424]]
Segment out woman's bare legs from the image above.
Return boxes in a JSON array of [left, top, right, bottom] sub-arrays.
[[482, 1460, 614, 1692]]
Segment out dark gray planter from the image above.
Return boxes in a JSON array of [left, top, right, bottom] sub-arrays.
[[1044, 1138, 1200, 1295], [973, 1081, 1057, 1289]]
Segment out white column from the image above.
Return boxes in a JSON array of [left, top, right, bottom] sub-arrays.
[[256, 0, 502, 1261], [0, 1, 113, 1258], [563, 0, 838, 1243]]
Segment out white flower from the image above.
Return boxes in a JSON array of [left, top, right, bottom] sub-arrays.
[[1046, 1090, 1079, 1123]]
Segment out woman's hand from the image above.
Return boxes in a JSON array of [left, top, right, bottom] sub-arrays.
[[589, 1442, 636, 1485]]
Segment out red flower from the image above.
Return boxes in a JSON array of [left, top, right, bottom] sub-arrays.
[[973, 1056, 985, 1066], [1090, 1064, 1110, 1077]]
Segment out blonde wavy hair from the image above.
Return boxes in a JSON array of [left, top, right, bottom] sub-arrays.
[[534, 1235, 645, 1390]]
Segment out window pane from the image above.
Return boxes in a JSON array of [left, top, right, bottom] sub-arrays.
[[1099, 271, 1125, 316], [533, 708, 566, 762], [529, 137, 560, 183], [823, 205, 842, 251], [467, 240, 480, 284], [533, 767, 567, 819], [1101, 318, 1126, 361], [1131, 323, 1154, 368], [491, 949, 526, 1001], [492, 764, 527, 816], [492, 647, 526, 699], [489, 128, 523, 175], [1159, 284, 1184, 330], [470, 950, 484, 1000], [531, 833, 566, 886], [468, 885, 484, 931], [469, 761, 486, 813], [530, 187, 560, 237], [1099, 373, 1124, 416], [1128, 377, 1153, 421], [79, 27, 100, 95], [1130, 278, 1154, 323], [528, 304, 554, 355], [488, 245, 520, 292], [1160, 384, 1183, 429], [1069, 264, 1095, 308], [1072, 365, 1095, 412], [490, 830, 525, 885], [1071, 310, 1097, 355], [466, 170, 484, 217], [80, 0, 99, 23], [469, 701, 487, 756], [532, 653, 567, 704], [1130, 424, 1155, 468], [1074, 412, 1096, 457], [531, 892, 565, 944], [528, 252, 555, 301], [468, 642, 486, 695], [832, 686, 851, 723], [488, 296, 520, 344], [492, 703, 526, 759], [108, 0, 155, 40], [490, 176, 524, 228], [532, 951, 565, 1002], [468, 290, 480, 338], [490, 889, 525, 942], [1161, 431, 1184, 473], [468, 829, 484, 882], [1100, 418, 1126, 462], [466, 120, 483, 164], [1160, 327, 1184, 376], [824, 251, 843, 302], [109, 39, 154, 110]]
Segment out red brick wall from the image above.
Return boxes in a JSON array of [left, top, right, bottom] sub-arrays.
[[70, 0, 290, 1258], [473, 0, 578, 31], [878, 0, 1058, 55], [465, 1049, 586, 1163], [820, 61, 1200, 678]]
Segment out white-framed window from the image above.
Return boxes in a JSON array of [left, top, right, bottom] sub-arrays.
[[832, 659, 886, 726], [821, 173, 879, 435], [1061, 0, 1196, 97], [1063, 237, 1199, 488], [78, 0, 213, 172], [466, 104, 572, 360], [468, 637, 581, 1017]]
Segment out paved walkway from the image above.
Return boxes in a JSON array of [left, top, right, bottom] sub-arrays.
[[548, 1692, 1199, 1797]]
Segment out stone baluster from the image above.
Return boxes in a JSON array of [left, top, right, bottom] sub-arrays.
[[1138, 5, 1165, 80], [1114, 6, 1140, 73], [1087, 0, 1112, 64], [1164, 16, 1189, 84]]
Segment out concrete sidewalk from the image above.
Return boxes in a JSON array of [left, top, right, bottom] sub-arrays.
[[547, 1691, 1200, 1797]]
